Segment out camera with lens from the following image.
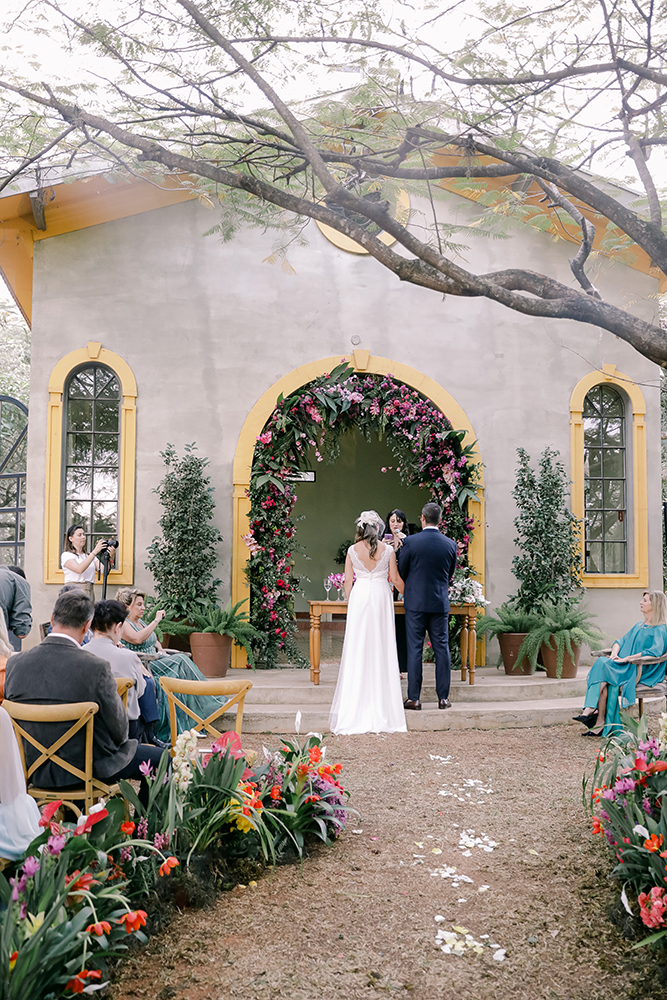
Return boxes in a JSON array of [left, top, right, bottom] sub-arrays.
[[99, 538, 118, 550]]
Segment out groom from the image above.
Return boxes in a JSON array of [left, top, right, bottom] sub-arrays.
[[397, 502, 457, 710]]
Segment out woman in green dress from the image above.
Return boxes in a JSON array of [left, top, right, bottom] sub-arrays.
[[573, 591, 667, 737], [115, 588, 229, 743]]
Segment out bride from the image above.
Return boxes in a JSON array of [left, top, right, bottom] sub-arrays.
[[329, 510, 408, 735]]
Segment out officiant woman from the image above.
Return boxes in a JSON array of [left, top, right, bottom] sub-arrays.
[[384, 509, 410, 672]]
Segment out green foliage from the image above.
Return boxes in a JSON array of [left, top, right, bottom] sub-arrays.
[[162, 599, 263, 668], [334, 539, 354, 566], [0, 298, 30, 404], [515, 600, 606, 676], [476, 602, 542, 639], [511, 447, 583, 613], [145, 444, 222, 618]]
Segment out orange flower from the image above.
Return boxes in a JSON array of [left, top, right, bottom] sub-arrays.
[[9, 951, 17, 973], [304, 794, 321, 804], [644, 834, 664, 853], [120, 821, 135, 836], [592, 817, 602, 835], [308, 746, 322, 764], [86, 921, 111, 936], [158, 857, 179, 877], [65, 870, 99, 902], [118, 910, 147, 933], [65, 970, 101, 994], [296, 763, 310, 779], [270, 785, 282, 800]]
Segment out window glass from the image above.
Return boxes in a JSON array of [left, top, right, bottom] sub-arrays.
[[63, 366, 120, 551], [0, 396, 28, 568], [583, 386, 627, 573]]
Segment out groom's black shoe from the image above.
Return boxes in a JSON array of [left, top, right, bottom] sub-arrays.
[[438, 699, 452, 710], [404, 699, 421, 710]]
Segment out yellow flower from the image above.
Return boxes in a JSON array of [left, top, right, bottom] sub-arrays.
[[24, 912, 45, 938]]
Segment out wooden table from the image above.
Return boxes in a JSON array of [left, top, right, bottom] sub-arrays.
[[307, 600, 478, 686]]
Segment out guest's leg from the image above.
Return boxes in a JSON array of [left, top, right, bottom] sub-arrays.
[[395, 614, 408, 673], [405, 611, 426, 702], [427, 612, 451, 701]]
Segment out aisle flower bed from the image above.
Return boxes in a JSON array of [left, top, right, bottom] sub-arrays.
[[245, 361, 482, 666], [586, 712, 667, 945], [1, 732, 350, 998]]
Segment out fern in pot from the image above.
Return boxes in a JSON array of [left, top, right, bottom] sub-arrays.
[[162, 600, 262, 677], [516, 601, 606, 679], [477, 604, 543, 675]]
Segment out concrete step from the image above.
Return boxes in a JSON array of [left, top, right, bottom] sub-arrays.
[[224, 691, 666, 734], [242, 665, 588, 705]]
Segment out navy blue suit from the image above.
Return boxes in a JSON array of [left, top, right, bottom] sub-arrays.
[[397, 527, 457, 702]]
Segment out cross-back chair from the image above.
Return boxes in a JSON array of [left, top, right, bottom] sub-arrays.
[[158, 676, 253, 749], [592, 649, 667, 718], [2, 700, 122, 816], [114, 676, 134, 710]]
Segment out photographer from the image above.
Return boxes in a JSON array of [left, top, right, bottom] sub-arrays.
[[61, 525, 116, 600]]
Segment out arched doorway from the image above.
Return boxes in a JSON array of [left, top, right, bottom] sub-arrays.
[[230, 352, 485, 667]]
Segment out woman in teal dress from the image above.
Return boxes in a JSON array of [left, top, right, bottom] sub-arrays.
[[573, 591, 667, 737], [115, 588, 229, 743]]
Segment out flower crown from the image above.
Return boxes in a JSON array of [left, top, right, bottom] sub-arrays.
[[355, 510, 385, 531]]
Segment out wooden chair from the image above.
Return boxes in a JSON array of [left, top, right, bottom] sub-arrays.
[[115, 676, 134, 710], [592, 649, 667, 718], [158, 676, 253, 748], [2, 700, 122, 816]]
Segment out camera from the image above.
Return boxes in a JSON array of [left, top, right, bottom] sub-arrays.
[[99, 538, 118, 550]]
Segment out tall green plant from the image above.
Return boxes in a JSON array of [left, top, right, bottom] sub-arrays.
[[511, 447, 582, 613], [145, 444, 222, 618]]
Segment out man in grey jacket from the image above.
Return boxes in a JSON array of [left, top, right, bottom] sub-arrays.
[[0, 564, 32, 650], [5, 589, 164, 803]]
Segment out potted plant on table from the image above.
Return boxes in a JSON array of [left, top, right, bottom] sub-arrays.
[[162, 600, 262, 677]]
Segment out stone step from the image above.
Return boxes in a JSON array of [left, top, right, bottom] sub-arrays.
[[224, 691, 666, 734], [242, 665, 588, 705]]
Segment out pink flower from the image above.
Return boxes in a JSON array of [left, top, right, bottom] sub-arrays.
[[639, 887, 667, 928], [22, 856, 40, 877], [257, 431, 272, 444], [139, 760, 154, 779], [46, 834, 67, 856]]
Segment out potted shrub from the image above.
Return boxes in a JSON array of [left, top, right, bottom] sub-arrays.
[[146, 443, 223, 650], [514, 601, 606, 678], [489, 447, 593, 676], [163, 600, 262, 677], [477, 604, 542, 675]]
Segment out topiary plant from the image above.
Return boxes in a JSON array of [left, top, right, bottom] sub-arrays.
[[145, 443, 222, 619]]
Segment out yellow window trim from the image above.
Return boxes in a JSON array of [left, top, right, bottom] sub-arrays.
[[570, 364, 648, 588], [44, 342, 137, 585], [230, 352, 485, 666]]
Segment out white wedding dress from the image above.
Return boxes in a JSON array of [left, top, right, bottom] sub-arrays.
[[329, 544, 407, 735]]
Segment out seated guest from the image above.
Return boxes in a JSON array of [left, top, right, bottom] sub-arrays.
[[383, 509, 410, 674], [573, 591, 667, 737], [4, 590, 165, 805], [0, 563, 32, 651], [116, 587, 229, 742], [86, 600, 168, 749], [0, 611, 13, 701]]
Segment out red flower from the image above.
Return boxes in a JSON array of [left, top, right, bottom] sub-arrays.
[[644, 834, 664, 853], [120, 821, 135, 836], [591, 817, 602, 835], [118, 910, 148, 933], [308, 746, 322, 765], [158, 857, 179, 877], [75, 808, 109, 835], [296, 763, 310, 779], [86, 921, 111, 936], [9, 951, 17, 973], [38, 800, 63, 828], [304, 795, 321, 804], [65, 871, 99, 901], [270, 785, 282, 800], [65, 970, 102, 993]]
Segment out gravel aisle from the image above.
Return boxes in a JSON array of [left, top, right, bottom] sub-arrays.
[[110, 728, 663, 1000]]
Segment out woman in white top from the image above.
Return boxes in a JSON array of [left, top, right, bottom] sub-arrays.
[[61, 524, 112, 599]]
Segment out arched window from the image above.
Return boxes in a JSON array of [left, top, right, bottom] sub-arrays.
[[44, 343, 136, 585], [583, 385, 627, 574], [570, 365, 647, 588], [0, 395, 28, 568], [63, 365, 121, 550]]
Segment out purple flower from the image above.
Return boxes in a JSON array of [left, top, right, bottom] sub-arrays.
[[22, 856, 40, 877], [605, 829, 615, 846], [10, 874, 27, 901], [642, 797, 653, 816], [139, 760, 154, 779], [639, 738, 660, 756], [19, 902, 27, 920], [46, 834, 67, 856], [137, 817, 148, 839], [599, 808, 610, 823], [613, 777, 637, 794], [120, 845, 132, 862], [601, 789, 616, 801]]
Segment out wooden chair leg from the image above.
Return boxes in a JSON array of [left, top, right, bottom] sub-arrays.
[[638, 696, 644, 718]]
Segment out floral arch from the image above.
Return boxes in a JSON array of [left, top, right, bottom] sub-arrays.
[[231, 353, 485, 668]]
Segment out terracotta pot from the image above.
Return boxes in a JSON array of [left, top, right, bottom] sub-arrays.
[[160, 632, 192, 654], [189, 633, 232, 677], [498, 632, 532, 675], [540, 641, 580, 679]]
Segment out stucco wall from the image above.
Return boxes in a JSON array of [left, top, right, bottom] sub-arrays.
[[23, 189, 663, 654]]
